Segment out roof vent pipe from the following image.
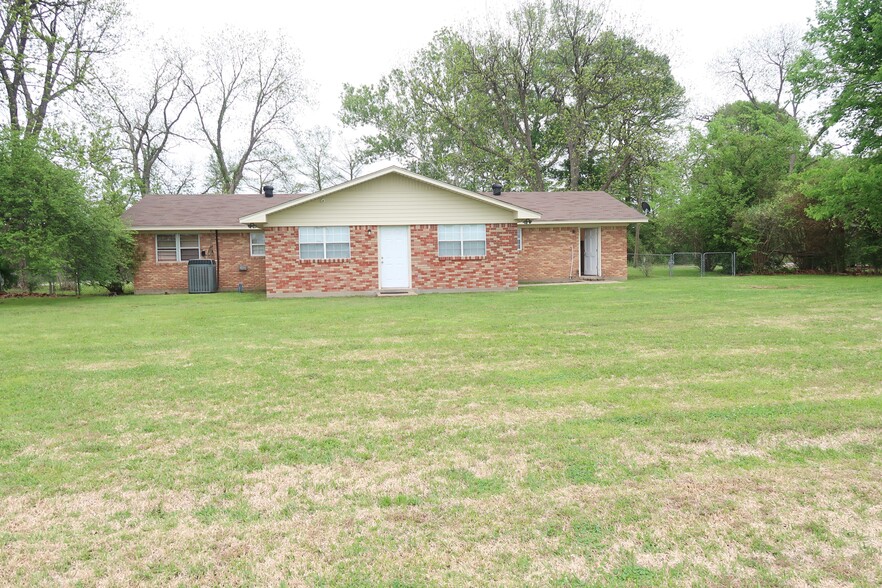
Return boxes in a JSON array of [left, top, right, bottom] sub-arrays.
[[491, 183, 503, 196], [262, 185, 274, 198]]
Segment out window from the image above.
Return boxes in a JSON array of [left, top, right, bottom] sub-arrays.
[[250, 232, 265, 256], [517, 228, 523, 251], [156, 234, 200, 262], [438, 224, 486, 257], [299, 226, 350, 260]]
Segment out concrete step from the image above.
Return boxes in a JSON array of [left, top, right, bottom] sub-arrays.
[[377, 290, 417, 297]]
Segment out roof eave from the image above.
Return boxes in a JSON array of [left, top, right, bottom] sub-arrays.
[[128, 225, 256, 232], [525, 218, 648, 225], [238, 213, 269, 224]]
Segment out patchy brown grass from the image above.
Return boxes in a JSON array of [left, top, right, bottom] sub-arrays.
[[2, 276, 881, 585], [3, 461, 878, 586]]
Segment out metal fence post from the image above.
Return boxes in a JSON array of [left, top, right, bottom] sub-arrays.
[[700, 253, 705, 277]]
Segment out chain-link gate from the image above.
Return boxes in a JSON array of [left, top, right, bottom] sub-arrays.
[[701, 252, 736, 276], [671, 252, 702, 277]]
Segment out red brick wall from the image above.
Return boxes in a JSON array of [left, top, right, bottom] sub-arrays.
[[134, 233, 188, 293], [264, 226, 379, 296], [134, 223, 627, 295], [599, 225, 628, 279], [263, 224, 518, 296], [207, 232, 267, 291], [518, 227, 581, 282], [410, 224, 518, 291], [133, 231, 267, 293], [518, 225, 630, 282]]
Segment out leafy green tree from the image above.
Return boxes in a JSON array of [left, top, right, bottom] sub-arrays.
[[736, 192, 846, 272], [785, 0, 882, 268], [66, 197, 136, 294], [800, 155, 882, 266], [0, 131, 82, 287], [548, 2, 685, 192], [42, 125, 141, 214], [0, 129, 133, 292], [799, 0, 882, 156], [344, 14, 557, 192], [341, 0, 684, 194], [667, 101, 808, 267]]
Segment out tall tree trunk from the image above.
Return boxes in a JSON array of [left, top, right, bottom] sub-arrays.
[[600, 154, 633, 191], [568, 140, 580, 190]]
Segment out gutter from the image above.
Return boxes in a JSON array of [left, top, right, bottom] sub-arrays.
[[215, 230, 220, 291], [127, 225, 255, 232], [522, 219, 647, 226]]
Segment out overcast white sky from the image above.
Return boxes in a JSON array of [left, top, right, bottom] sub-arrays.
[[120, 0, 819, 185], [130, 0, 817, 124]]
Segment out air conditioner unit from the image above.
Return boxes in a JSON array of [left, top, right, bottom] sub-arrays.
[[187, 259, 217, 294]]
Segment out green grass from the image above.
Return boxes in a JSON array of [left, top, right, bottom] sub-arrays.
[[1, 276, 880, 586], [2, 282, 134, 296]]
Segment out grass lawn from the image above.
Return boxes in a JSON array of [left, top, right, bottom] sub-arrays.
[[1, 276, 880, 586]]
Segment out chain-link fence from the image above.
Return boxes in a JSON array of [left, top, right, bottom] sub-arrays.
[[672, 252, 702, 277], [630, 253, 674, 277], [752, 252, 848, 274], [701, 252, 736, 276], [629, 252, 736, 277]]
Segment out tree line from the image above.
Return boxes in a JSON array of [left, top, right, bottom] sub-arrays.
[[644, 1, 882, 272], [341, 0, 882, 273], [1, 0, 880, 292]]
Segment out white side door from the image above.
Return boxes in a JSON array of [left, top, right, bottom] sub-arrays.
[[379, 226, 410, 289], [584, 228, 600, 276]]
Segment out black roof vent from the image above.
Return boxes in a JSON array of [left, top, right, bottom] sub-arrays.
[[262, 185, 274, 198], [491, 183, 503, 196]]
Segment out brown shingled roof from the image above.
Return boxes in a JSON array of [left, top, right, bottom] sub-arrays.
[[122, 186, 645, 230], [487, 191, 647, 223], [121, 193, 307, 229]]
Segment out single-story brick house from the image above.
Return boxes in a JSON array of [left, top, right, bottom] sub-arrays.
[[122, 166, 646, 297]]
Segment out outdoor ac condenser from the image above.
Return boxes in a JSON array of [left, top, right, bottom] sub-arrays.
[[187, 259, 217, 294]]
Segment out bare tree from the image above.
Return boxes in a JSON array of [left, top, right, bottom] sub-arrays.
[[241, 147, 303, 194], [152, 161, 198, 195], [716, 26, 807, 117], [294, 126, 342, 191], [336, 136, 366, 181], [184, 32, 306, 194], [101, 44, 196, 196], [0, 0, 124, 138]]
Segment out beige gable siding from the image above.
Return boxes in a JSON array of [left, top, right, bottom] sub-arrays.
[[264, 174, 517, 227]]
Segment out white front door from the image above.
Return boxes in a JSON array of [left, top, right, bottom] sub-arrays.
[[379, 226, 410, 289], [583, 228, 600, 276]]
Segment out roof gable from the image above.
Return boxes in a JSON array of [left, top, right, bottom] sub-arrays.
[[239, 166, 540, 224]]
